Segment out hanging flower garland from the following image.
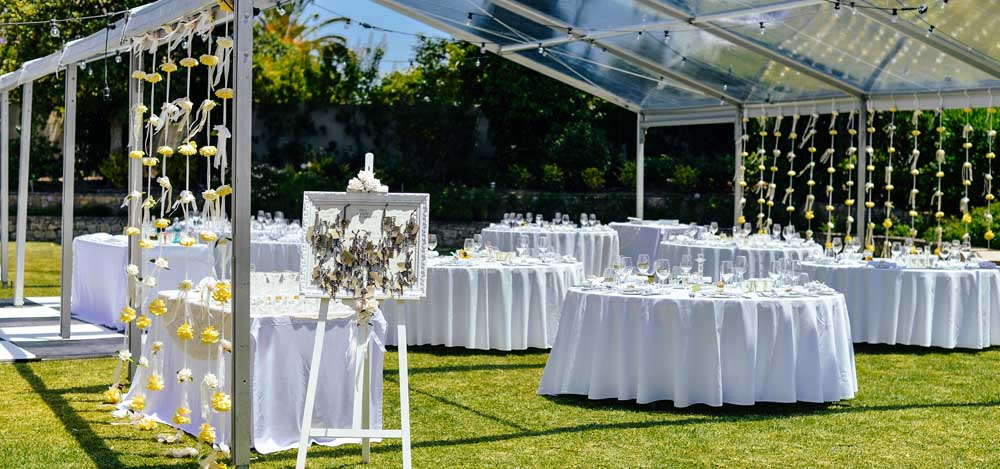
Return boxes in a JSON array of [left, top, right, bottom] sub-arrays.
[[932, 109, 947, 253], [782, 114, 801, 223], [880, 107, 898, 258], [960, 106, 975, 239], [843, 110, 857, 243], [820, 111, 839, 248], [736, 115, 750, 226], [800, 113, 819, 241], [986, 106, 997, 245], [906, 110, 923, 242], [864, 111, 877, 255], [764, 114, 784, 232], [754, 115, 769, 233]]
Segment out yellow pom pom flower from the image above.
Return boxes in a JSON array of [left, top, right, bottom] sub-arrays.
[[179, 236, 197, 247], [177, 322, 195, 341], [135, 315, 151, 330], [215, 88, 234, 100], [199, 145, 218, 158], [129, 394, 146, 412], [142, 156, 160, 167], [137, 416, 156, 431], [129, 150, 145, 159], [120, 306, 137, 323], [178, 142, 198, 156], [986, 230, 996, 241], [217, 37, 234, 49], [138, 239, 155, 250], [200, 230, 219, 243], [882, 218, 893, 229], [144, 72, 163, 84], [173, 406, 192, 425], [154, 218, 171, 229], [201, 325, 221, 344], [198, 423, 216, 444], [216, 185, 233, 197], [146, 373, 164, 392], [160, 62, 178, 73], [179, 279, 194, 291], [199, 54, 220, 67], [103, 386, 122, 404], [211, 391, 232, 412], [180, 57, 199, 68], [157, 145, 174, 157], [736, 216, 746, 225], [212, 281, 232, 303], [131, 70, 147, 80], [962, 213, 973, 223], [148, 298, 167, 316]]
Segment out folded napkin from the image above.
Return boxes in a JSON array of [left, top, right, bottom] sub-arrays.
[[976, 260, 999, 270], [867, 260, 902, 270]]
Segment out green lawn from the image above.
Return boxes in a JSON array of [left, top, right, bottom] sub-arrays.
[[0, 242, 62, 299], [2, 243, 1000, 467]]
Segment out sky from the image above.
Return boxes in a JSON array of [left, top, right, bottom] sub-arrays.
[[302, 1, 449, 75]]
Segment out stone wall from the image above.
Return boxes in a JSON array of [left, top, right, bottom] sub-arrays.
[[6, 216, 125, 242], [429, 221, 491, 248]]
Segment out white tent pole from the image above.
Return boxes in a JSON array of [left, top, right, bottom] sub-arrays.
[[856, 100, 868, 242], [636, 112, 645, 219], [127, 52, 143, 379], [13, 81, 32, 307], [734, 109, 744, 227], [232, 1, 254, 466], [59, 65, 77, 339], [1, 90, 9, 289]]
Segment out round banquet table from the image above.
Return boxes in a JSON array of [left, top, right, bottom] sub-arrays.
[[250, 239, 302, 272], [383, 257, 585, 350], [480, 226, 619, 277], [657, 240, 822, 281], [538, 288, 857, 407], [121, 290, 386, 454], [71, 233, 216, 330], [609, 221, 697, 261], [800, 261, 1000, 349]]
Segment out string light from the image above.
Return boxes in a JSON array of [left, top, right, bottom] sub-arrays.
[[851, 2, 857, 15], [276, 1, 286, 15], [466, 12, 472, 27], [834, 1, 841, 16], [663, 30, 670, 42], [891, 8, 899, 23], [636, 31, 642, 41], [926, 25, 935, 37], [759, 21, 766, 35], [49, 20, 59, 37]]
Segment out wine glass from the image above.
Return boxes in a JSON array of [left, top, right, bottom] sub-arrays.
[[580, 213, 589, 227], [709, 222, 719, 236], [589, 213, 597, 226], [473, 233, 483, 251], [772, 223, 782, 241], [734, 256, 748, 284], [890, 242, 902, 259], [516, 213, 524, 225], [961, 239, 973, 261], [562, 214, 570, 226], [535, 214, 543, 225], [636, 254, 651, 276], [526, 212, 534, 225], [939, 242, 951, 261], [428, 234, 438, 251], [554, 212, 561, 225], [654, 259, 671, 285], [463, 238, 475, 254], [768, 260, 782, 282], [537, 235, 551, 258], [680, 254, 693, 276], [832, 237, 843, 255], [516, 234, 529, 257], [618, 256, 633, 279], [720, 260, 734, 284]]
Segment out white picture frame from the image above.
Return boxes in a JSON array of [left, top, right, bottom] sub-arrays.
[[300, 191, 430, 300]]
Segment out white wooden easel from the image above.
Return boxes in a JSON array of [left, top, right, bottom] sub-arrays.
[[295, 297, 412, 468]]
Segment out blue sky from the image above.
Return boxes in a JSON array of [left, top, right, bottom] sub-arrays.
[[303, 1, 448, 74]]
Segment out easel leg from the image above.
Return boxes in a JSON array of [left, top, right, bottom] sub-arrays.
[[296, 298, 330, 469], [361, 340, 371, 463], [398, 322, 412, 469]]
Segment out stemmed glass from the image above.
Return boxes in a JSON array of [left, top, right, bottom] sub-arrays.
[[580, 213, 589, 227], [463, 238, 475, 254], [526, 212, 534, 226], [680, 254, 693, 281], [516, 213, 524, 226], [535, 214, 543, 225], [709, 222, 719, 237], [734, 256, 748, 285], [562, 214, 571, 226], [720, 260, 734, 285], [618, 256, 633, 282], [768, 260, 782, 285], [654, 259, 671, 285], [695, 252, 706, 279], [832, 237, 843, 258], [636, 254, 651, 279], [428, 234, 438, 251], [890, 242, 903, 260], [554, 212, 562, 226], [516, 235, 529, 258], [940, 241, 951, 261], [961, 239, 973, 261], [589, 213, 597, 227], [473, 233, 483, 251], [537, 235, 551, 259]]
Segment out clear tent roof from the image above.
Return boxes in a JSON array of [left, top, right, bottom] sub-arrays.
[[374, 0, 1000, 116]]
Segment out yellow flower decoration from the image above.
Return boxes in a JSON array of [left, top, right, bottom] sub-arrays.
[[199, 54, 220, 67], [217, 37, 234, 48], [160, 62, 178, 73], [148, 298, 167, 316], [135, 315, 151, 330], [141, 156, 159, 167], [212, 282, 232, 303], [137, 416, 156, 431], [986, 230, 996, 241], [200, 230, 219, 243], [882, 218, 893, 229], [138, 239, 155, 250], [154, 218, 171, 229], [128, 150, 145, 159], [180, 57, 199, 68], [146, 373, 164, 391], [135, 104, 148, 114], [120, 306, 137, 323], [144, 72, 163, 84], [177, 322, 195, 341], [157, 145, 174, 157], [103, 386, 122, 404], [179, 279, 194, 291], [151, 341, 163, 353], [209, 462, 228, 469], [211, 391, 232, 412], [202, 190, 219, 202], [217, 0, 234, 12], [216, 185, 233, 197], [215, 88, 234, 100], [736, 216, 746, 224], [172, 406, 192, 425], [129, 394, 146, 412], [178, 142, 198, 156], [199, 145, 218, 158], [962, 213, 973, 223], [201, 325, 221, 344], [179, 236, 197, 247], [131, 70, 147, 80], [458, 249, 472, 260], [198, 423, 216, 444]]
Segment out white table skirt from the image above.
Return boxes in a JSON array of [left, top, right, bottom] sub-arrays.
[[609, 222, 694, 261], [538, 289, 857, 407], [250, 240, 302, 272], [801, 262, 1000, 349], [122, 291, 385, 454], [480, 227, 619, 277], [71, 233, 216, 331], [658, 241, 822, 281], [383, 260, 585, 350]]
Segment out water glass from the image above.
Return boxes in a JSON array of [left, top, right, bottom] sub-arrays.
[[473, 233, 483, 251], [603, 267, 617, 284], [428, 234, 438, 251], [734, 256, 748, 283], [720, 260, 734, 285], [580, 213, 588, 227], [554, 212, 562, 225], [589, 213, 597, 226], [562, 214, 570, 226], [516, 234, 529, 257], [636, 254, 651, 276], [709, 221, 719, 236], [463, 238, 475, 253], [538, 235, 551, 257], [680, 254, 692, 275], [619, 256, 633, 277], [654, 259, 671, 284]]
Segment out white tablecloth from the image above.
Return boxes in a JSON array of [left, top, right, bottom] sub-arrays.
[[251, 240, 302, 272], [122, 291, 385, 454], [801, 262, 1000, 349], [538, 289, 857, 407], [383, 258, 585, 350], [71, 233, 216, 330], [609, 222, 694, 261], [480, 226, 619, 277], [658, 241, 822, 281]]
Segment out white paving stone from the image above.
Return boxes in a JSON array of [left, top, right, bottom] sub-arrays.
[[0, 323, 121, 342], [0, 340, 36, 361]]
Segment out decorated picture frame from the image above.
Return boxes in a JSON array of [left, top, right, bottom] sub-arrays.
[[300, 191, 430, 300]]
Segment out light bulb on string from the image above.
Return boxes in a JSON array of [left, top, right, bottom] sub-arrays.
[[49, 20, 60, 38], [480, 42, 486, 53], [926, 25, 935, 37], [723, 83, 729, 91], [891, 8, 898, 23], [636, 31, 643, 41], [834, 1, 841, 16], [276, 1, 286, 15], [664, 30, 670, 42], [79, 62, 86, 70], [680, 56, 687, 66], [115, 53, 122, 64], [103, 85, 112, 102], [87, 67, 93, 77], [466, 12, 472, 27], [850, 2, 857, 15], [759, 21, 766, 35], [344, 18, 351, 30]]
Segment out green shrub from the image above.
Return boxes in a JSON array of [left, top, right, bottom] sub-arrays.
[[580, 167, 605, 191], [617, 160, 636, 188], [672, 164, 699, 191], [541, 163, 566, 190], [509, 164, 532, 189], [98, 153, 130, 189]]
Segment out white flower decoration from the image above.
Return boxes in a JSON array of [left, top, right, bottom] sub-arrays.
[[118, 350, 132, 361], [138, 356, 149, 368], [177, 368, 193, 383], [202, 373, 219, 389], [154, 258, 169, 269], [143, 276, 157, 288], [126, 264, 140, 276]]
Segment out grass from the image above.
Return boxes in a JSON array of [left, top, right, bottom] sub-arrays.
[[2, 244, 1000, 467], [0, 242, 62, 299]]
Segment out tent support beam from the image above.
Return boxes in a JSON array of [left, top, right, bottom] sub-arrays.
[[498, 19, 683, 54], [1, 90, 9, 289], [856, 8, 1000, 80], [232, 0, 254, 466], [692, 0, 825, 23], [60, 65, 77, 339], [13, 81, 32, 306], [856, 100, 868, 242], [491, 0, 742, 105], [734, 109, 744, 227], [638, 0, 866, 97], [637, 112, 645, 219]]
